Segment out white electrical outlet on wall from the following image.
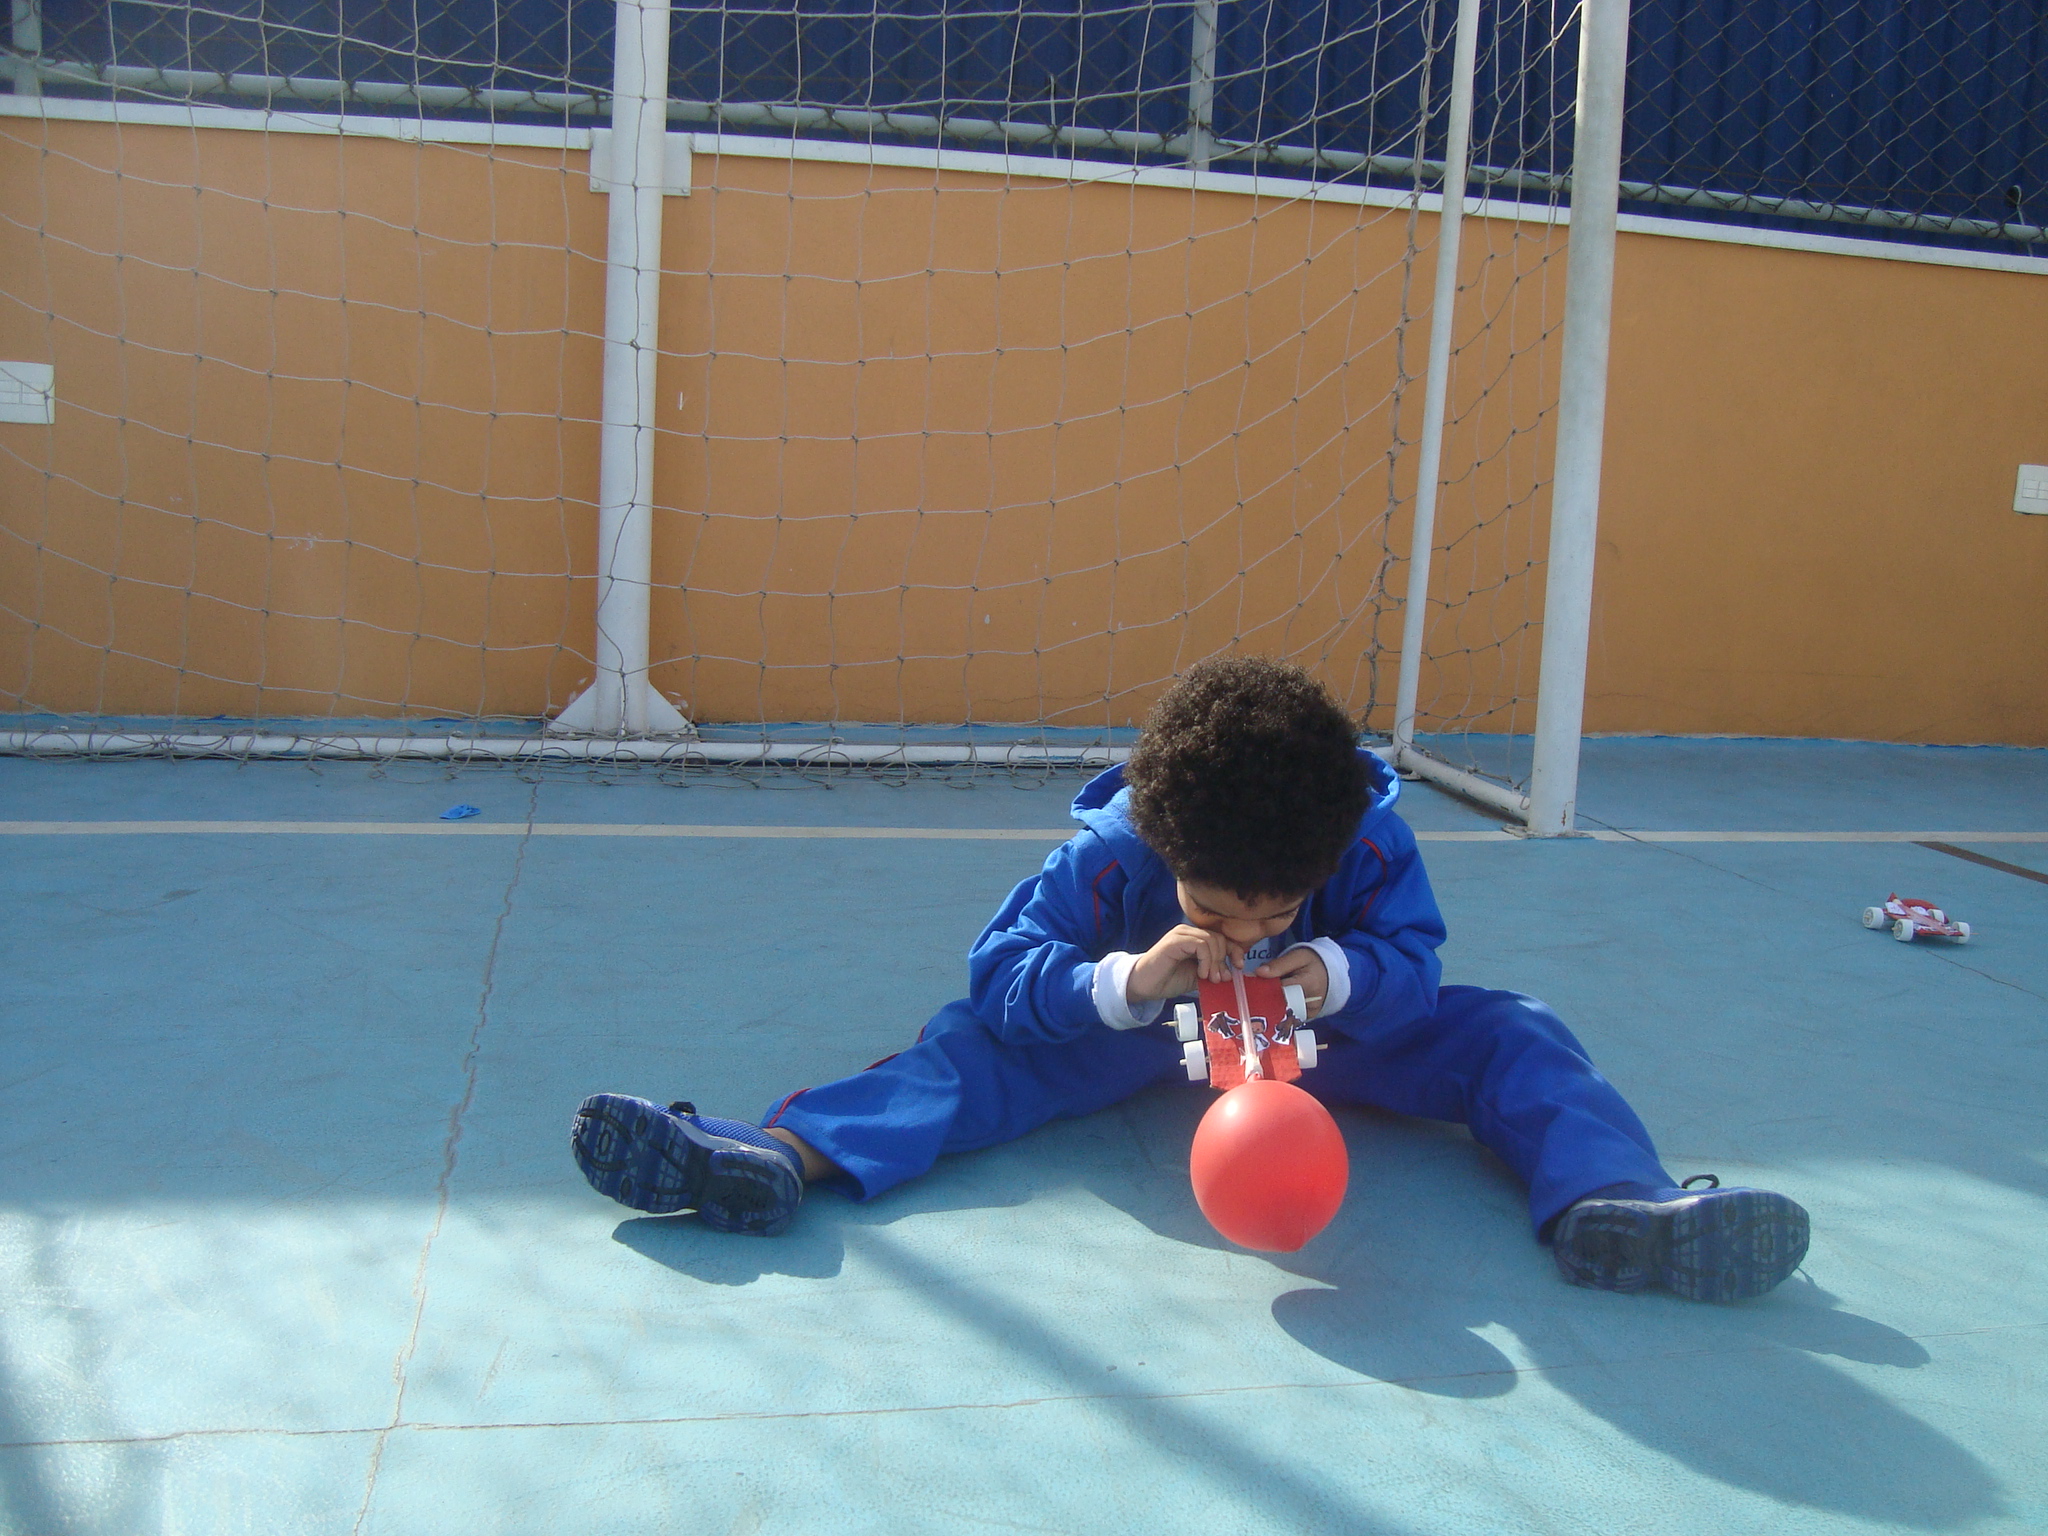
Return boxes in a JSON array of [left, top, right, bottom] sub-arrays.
[[2017, 465, 2048, 516], [0, 362, 54, 424]]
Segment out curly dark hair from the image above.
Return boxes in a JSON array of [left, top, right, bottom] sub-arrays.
[[1124, 655, 1371, 898]]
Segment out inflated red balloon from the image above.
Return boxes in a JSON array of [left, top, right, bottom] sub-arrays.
[[1190, 1078, 1349, 1252]]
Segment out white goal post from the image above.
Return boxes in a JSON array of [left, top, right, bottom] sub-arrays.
[[1392, 0, 1628, 833], [558, 0, 1633, 829]]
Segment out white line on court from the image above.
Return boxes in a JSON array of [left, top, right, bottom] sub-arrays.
[[2, 821, 2046, 842], [1582, 830, 2048, 843]]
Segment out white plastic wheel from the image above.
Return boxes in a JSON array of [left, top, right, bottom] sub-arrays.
[[1283, 983, 1308, 1021], [1295, 1028, 1319, 1069], [1892, 919, 1916, 942], [1955, 922, 1971, 943], [1182, 1040, 1208, 1081], [1174, 1002, 1201, 1042], [1861, 906, 1886, 930]]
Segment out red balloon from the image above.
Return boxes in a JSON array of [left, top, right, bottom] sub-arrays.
[[1190, 1078, 1349, 1252]]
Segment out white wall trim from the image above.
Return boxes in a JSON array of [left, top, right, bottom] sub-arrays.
[[1615, 207, 2046, 277], [683, 120, 1455, 215], [0, 92, 591, 150], [5, 92, 2043, 278]]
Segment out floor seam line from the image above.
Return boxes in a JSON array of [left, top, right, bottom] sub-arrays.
[[1576, 816, 1791, 895], [348, 778, 538, 1533], [27, 1318, 2047, 1450], [7, 821, 2048, 843], [1916, 840, 2048, 887]]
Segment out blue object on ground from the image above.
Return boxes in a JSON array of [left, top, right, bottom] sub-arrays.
[[440, 804, 482, 820]]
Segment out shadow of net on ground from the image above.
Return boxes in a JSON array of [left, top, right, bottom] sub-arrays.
[[615, 1199, 1411, 1534], [612, 1083, 2008, 1529]]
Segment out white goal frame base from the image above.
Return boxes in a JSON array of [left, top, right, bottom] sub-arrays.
[[0, 730, 1131, 770], [1387, 743, 1532, 822], [546, 682, 694, 738]]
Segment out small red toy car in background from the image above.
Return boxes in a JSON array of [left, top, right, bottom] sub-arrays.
[[1175, 971, 1321, 1087], [1863, 894, 1971, 944]]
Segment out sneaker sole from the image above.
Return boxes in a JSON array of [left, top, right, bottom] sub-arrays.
[[1555, 1189, 1810, 1303], [570, 1093, 801, 1236]]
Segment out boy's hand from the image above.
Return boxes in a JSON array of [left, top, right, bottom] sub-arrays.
[[1127, 924, 1245, 1003], [1255, 946, 1329, 1018]]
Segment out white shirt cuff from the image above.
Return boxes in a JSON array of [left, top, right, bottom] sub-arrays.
[[1091, 951, 1168, 1031], [1282, 937, 1351, 1018]]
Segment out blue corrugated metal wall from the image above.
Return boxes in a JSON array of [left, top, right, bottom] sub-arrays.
[[1627, 0, 2046, 242], [29, 0, 2048, 250]]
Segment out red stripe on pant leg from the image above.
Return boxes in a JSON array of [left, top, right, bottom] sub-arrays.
[[774, 1026, 921, 1124]]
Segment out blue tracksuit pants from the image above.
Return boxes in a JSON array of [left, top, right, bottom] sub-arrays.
[[766, 986, 1674, 1236]]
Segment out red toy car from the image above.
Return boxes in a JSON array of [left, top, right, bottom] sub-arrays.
[[1175, 971, 1322, 1087], [1862, 894, 1971, 944]]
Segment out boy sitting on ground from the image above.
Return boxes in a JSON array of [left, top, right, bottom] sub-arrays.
[[572, 656, 1810, 1301]]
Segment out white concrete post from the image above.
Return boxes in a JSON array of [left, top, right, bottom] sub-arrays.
[[12, 0, 42, 96], [554, 0, 690, 736], [1187, 0, 1221, 169], [1525, 0, 1632, 834]]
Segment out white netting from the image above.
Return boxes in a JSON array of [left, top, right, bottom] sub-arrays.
[[5, 0, 2043, 788], [0, 0, 1579, 781]]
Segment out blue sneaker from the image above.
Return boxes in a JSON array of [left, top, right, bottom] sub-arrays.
[[1553, 1176, 1810, 1302], [571, 1094, 804, 1236]]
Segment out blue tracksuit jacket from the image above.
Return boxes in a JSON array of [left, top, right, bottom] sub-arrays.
[[967, 754, 1446, 1047], [768, 753, 1672, 1233]]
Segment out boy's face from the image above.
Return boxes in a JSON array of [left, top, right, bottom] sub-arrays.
[[1175, 880, 1309, 949]]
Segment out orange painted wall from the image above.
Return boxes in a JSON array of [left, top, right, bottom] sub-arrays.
[[0, 120, 607, 719], [1592, 233, 2048, 743], [643, 153, 1428, 728], [640, 153, 1558, 729], [3, 116, 2043, 742]]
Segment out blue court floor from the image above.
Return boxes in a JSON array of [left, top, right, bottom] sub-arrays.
[[3, 740, 2045, 1535]]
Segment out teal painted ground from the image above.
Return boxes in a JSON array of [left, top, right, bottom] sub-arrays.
[[2, 743, 2044, 1535]]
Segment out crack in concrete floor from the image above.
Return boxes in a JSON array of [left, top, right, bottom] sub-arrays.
[[349, 780, 539, 1535]]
